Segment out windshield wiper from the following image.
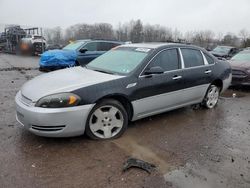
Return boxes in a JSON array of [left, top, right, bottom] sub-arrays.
[[92, 69, 115, 75]]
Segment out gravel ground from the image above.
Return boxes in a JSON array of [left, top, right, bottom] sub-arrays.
[[0, 53, 250, 188]]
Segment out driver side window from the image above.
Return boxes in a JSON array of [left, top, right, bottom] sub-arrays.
[[147, 49, 180, 72], [84, 42, 98, 51]]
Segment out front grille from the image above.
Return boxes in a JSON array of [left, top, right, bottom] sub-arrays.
[[20, 94, 33, 106], [232, 70, 247, 77], [31, 125, 66, 132]]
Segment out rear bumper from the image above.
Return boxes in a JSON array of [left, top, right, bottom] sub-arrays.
[[15, 91, 94, 137]]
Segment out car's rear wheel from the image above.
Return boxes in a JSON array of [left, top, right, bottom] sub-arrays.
[[202, 85, 220, 109], [85, 99, 128, 140]]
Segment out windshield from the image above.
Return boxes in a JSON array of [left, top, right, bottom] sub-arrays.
[[63, 41, 86, 50], [231, 50, 250, 62], [86, 47, 150, 75], [212, 46, 231, 54]]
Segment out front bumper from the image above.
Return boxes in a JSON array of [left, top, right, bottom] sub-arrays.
[[231, 76, 250, 86], [231, 69, 250, 86], [15, 91, 94, 137]]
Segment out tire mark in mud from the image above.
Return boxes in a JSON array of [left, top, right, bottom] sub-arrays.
[[112, 135, 181, 174]]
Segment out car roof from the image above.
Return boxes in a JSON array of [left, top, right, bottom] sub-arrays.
[[75, 39, 123, 44], [215, 45, 235, 49], [121, 42, 194, 49]]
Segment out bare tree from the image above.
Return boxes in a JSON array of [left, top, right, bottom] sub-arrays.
[[239, 29, 249, 47], [143, 25, 172, 42], [129, 20, 143, 43], [44, 28, 53, 43], [172, 28, 182, 42], [222, 33, 240, 47], [53, 27, 62, 44], [184, 31, 195, 43], [43, 20, 250, 49]]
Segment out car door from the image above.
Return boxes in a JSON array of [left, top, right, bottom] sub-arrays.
[[180, 48, 213, 104], [132, 48, 186, 119], [77, 42, 104, 65]]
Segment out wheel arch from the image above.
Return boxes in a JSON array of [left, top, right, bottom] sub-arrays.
[[211, 79, 223, 92], [95, 94, 134, 121]]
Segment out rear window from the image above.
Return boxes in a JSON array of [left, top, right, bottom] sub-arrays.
[[181, 49, 204, 68]]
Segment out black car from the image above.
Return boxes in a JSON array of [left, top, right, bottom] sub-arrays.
[[16, 43, 232, 139], [211, 46, 239, 59]]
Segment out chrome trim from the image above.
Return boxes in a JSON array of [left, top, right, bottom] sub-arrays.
[[178, 48, 185, 68], [205, 70, 212, 74], [172, 75, 182, 80], [201, 50, 209, 65], [181, 64, 214, 71], [139, 47, 215, 78]]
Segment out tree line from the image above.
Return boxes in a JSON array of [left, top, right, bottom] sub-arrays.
[[44, 19, 250, 49]]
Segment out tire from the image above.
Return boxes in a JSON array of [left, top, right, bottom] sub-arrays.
[[75, 61, 80, 66], [85, 99, 128, 140], [202, 85, 220, 109]]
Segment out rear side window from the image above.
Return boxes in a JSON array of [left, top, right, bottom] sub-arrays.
[[97, 42, 120, 51], [181, 49, 204, 68], [148, 49, 180, 71], [204, 53, 214, 64]]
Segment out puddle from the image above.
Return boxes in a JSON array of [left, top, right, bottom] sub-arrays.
[[112, 135, 172, 173], [164, 163, 227, 188], [221, 90, 245, 99]]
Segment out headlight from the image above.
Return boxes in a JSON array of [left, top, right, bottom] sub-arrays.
[[35, 93, 81, 108]]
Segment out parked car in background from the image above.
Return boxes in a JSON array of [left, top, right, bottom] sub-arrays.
[[39, 40, 124, 71], [16, 43, 232, 139], [211, 46, 239, 59], [229, 49, 250, 86]]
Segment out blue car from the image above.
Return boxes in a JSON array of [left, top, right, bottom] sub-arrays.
[[39, 40, 124, 71]]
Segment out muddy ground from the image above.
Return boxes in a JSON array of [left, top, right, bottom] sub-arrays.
[[0, 53, 250, 188]]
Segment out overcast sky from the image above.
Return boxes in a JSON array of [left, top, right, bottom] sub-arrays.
[[0, 0, 249, 35]]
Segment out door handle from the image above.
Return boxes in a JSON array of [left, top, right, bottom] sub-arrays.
[[172, 75, 182, 80], [205, 70, 212, 74]]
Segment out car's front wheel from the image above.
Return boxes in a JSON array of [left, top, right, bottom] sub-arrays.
[[202, 85, 220, 109], [85, 99, 128, 140]]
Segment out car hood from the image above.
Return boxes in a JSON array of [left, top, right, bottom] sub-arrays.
[[21, 67, 123, 102], [229, 60, 250, 69], [211, 51, 228, 57]]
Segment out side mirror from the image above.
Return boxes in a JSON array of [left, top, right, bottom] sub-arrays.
[[144, 66, 164, 75], [79, 48, 88, 53]]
